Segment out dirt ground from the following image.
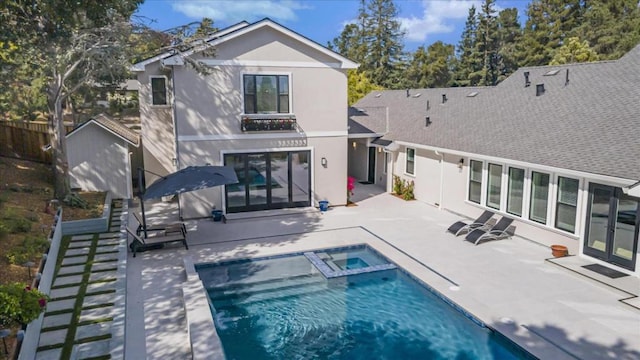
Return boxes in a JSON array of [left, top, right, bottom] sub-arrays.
[[0, 157, 104, 286]]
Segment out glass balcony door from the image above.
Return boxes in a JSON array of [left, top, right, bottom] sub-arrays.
[[225, 151, 311, 213]]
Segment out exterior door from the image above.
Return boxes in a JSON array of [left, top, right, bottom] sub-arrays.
[[367, 147, 376, 183], [584, 184, 639, 270], [225, 151, 311, 213]]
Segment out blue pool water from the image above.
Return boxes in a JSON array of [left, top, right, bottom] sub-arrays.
[[197, 246, 531, 360]]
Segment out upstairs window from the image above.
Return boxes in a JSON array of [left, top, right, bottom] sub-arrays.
[[243, 75, 290, 114], [150, 76, 167, 106]]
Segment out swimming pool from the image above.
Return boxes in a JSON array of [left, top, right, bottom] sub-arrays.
[[196, 245, 533, 359]]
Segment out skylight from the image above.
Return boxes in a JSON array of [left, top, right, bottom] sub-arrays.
[[412, 93, 421, 98], [544, 69, 560, 76], [467, 91, 478, 97], [374, 93, 382, 98]]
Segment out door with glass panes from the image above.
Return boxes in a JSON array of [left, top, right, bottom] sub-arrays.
[[584, 184, 639, 270]]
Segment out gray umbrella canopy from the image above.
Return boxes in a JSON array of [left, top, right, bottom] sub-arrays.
[[142, 165, 238, 200]]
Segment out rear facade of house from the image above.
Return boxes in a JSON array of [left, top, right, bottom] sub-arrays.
[[350, 45, 640, 277], [134, 19, 357, 218]]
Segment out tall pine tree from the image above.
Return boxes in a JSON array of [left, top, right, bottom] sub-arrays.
[[454, 6, 480, 86], [364, 0, 405, 89], [471, 0, 500, 86], [405, 42, 455, 88], [496, 8, 522, 82]]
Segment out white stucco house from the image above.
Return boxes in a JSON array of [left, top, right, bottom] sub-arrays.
[[132, 18, 358, 219], [349, 45, 640, 277]]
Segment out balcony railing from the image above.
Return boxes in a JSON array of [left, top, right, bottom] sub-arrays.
[[241, 115, 297, 132]]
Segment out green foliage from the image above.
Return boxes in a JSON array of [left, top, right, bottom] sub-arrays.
[[402, 180, 415, 201], [0, 223, 8, 239], [405, 42, 456, 88], [393, 175, 405, 195], [63, 192, 89, 209], [6, 236, 49, 265], [1, 208, 32, 233], [550, 37, 600, 65], [348, 70, 383, 105], [0, 283, 49, 327]]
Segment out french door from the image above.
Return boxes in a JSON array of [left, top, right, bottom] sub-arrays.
[[584, 184, 639, 270], [224, 151, 311, 213]]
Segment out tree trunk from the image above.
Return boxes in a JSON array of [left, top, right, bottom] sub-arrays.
[[47, 85, 70, 200]]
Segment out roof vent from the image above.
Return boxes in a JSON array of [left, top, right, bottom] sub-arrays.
[[544, 69, 560, 76], [374, 93, 382, 98], [524, 71, 531, 87], [442, 94, 447, 104], [565, 69, 570, 86], [406, 89, 410, 97], [467, 91, 478, 97], [536, 83, 545, 96], [426, 100, 430, 111], [425, 116, 431, 127], [412, 93, 421, 98]]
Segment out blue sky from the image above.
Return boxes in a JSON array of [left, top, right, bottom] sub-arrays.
[[136, 0, 529, 51]]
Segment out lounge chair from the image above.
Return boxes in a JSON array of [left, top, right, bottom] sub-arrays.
[[446, 210, 495, 236], [126, 227, 188, 257], [132, 212, 186, 237], [464, 217, 515, 245]]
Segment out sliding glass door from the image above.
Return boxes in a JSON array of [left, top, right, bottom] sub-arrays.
[[224, 151, 311, 213], [584, 184, 639, 270]]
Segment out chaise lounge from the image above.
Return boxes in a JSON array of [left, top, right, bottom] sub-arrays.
[[446, 210, 495, 236], [126, 227, 188, 257], [132, 212, 187, 238], [464, 216, 515, 245]]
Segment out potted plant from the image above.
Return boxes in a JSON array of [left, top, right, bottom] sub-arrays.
[[551, 245, 569, 258]]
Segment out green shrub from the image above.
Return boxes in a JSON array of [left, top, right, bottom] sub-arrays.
[[403, 180, 415, 201], [26, 212, 39, 222], [6, 236, 48, 265], [7, 217, 32, 233], [63, 192, 88, 209], [0, 222, 8, 239], [393, 175, 405, 195], [0, 283, 49, 327]]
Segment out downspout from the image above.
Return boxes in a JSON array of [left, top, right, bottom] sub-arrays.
[[435, 150, 444, 209], [169, 65, 183, 219]]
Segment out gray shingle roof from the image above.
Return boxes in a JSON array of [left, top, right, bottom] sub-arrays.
[[352, 44, 640, 181]]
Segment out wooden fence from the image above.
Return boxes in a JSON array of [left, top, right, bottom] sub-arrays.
[[0, 120, 74, 163]]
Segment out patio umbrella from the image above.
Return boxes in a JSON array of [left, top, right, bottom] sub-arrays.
[[138, 165, 238, 237]]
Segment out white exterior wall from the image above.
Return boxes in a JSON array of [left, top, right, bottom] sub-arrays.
[[67, 123, 131, 198], [374, 148, 387, 187], [141, 27, 350, 218], [348, 139, 369, 181]]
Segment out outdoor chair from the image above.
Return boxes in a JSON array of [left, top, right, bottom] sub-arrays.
[[132, 212, 187, 238], [126, 227, 188, 257], [446, 210, 495, 236], [464, 216, 515, 245]]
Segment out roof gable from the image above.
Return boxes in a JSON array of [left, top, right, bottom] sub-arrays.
[[68, 114, 139, 147]]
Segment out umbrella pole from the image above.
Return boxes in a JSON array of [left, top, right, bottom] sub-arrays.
[[138, 167, 149, 238]]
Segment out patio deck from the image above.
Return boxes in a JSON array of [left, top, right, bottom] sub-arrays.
[[124, 184, 640, 360]]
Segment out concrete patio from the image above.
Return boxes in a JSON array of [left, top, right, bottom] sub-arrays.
[[124, 184, 640, 360]]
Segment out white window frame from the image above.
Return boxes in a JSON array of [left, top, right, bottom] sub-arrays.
[[383, 151, 389, 174], [528, 170, 551, 225], [405, 147, 416, 175], [486, 163, 503, 210], [554, 176, 580, 234], [467, 159, 484, 204], [240, 71, 293, 115], [506, 166, 526, 217], [149, 75, 169, 106]]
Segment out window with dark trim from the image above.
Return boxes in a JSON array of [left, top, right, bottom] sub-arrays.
[[555, 177, 579, 233], [506, 167, 525, 216], [405, 148, 415, 175], [529, 171, 550, 224], [151, 77, 167, 105], [468, 160, 482, 204], [243, 74, 289, 114], [486, 163, 502, 209]]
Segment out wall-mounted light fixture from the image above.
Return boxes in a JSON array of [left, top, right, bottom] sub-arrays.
[[321, 157, 327, 168], [352, 141, 357, 149], [377, 147, 382, 153], [458, 158, 464, 169]]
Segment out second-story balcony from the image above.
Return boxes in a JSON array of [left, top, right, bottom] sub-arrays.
[[241, 114, 297, 132]]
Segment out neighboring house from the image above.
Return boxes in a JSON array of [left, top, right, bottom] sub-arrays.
[[350, 45, 640, 276], [62, 114, 141, 198], [132, 18, 358, 218]]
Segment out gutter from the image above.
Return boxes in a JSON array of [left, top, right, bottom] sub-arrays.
[[622, 181, 640, 197]]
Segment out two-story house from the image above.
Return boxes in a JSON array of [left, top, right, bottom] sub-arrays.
[[133, 19, 358, 218]]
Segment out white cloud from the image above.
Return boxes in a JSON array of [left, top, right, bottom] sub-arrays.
[[399, 0, 481, 43], [172, 0, 310, 24]]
